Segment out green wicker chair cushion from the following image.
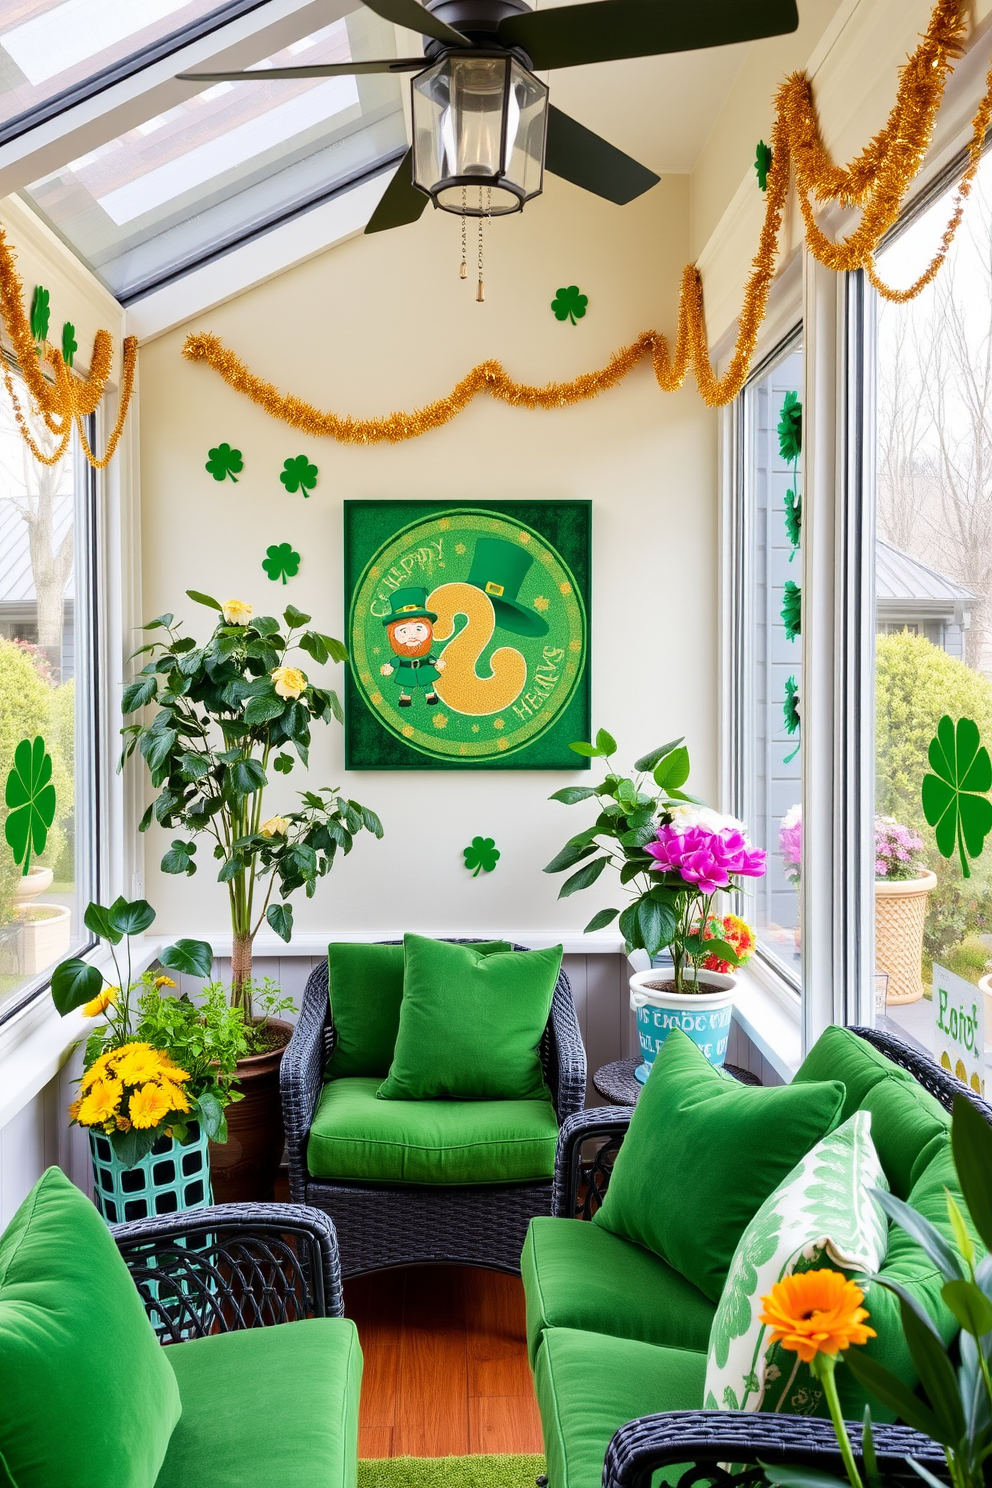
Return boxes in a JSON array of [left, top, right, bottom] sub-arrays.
[[793, 1024, 950, 1198], [155, 1317, 362, 1488], [307, 1077, 559, 1184], [0, 1167, 182, 1488], [521, 1216, 716, 1370], [533, 1327, 705, 1488], [325, 940, 510, 1078], [592, 1030, 846, 1303], [377, 935, 562, 1101]]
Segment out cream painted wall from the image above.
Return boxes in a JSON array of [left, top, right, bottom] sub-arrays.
[[136, 173, 717, 940]]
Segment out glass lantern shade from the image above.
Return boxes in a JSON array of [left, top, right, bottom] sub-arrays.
[[411, 52, 548, 216]]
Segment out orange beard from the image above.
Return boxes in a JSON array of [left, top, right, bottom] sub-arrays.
[[388, 625, 433, 658]]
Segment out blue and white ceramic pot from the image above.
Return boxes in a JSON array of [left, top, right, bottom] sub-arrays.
[[629, 967, 737, 1082]]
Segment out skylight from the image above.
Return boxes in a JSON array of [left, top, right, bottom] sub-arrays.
[[18, 8, 408, 301]]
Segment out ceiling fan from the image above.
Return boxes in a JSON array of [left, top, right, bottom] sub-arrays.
[[179, 0, 799, 234]]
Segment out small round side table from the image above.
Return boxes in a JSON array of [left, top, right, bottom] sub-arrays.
[[593, 1056, 761, 1105]]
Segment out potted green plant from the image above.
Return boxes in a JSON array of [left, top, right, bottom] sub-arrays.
[[544, 731, 766, 1076], [120, 593, 384, 1198], [50, 896, 241, 1219]]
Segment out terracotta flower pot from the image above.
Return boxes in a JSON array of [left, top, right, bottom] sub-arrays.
[[209, 1018, 293, 1203], [875, 871, 936, 1005]]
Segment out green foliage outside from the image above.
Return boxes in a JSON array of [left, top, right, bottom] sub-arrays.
[[0, 639, 73, 924], [876, 631, 992, 967]]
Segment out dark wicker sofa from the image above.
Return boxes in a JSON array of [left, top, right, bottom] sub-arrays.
[[281, 943, 587, 1278], [541, 1025, 983, 1488]]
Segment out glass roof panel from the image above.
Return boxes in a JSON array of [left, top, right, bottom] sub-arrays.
[[19, 8, 409, 301], [0, 0, 258, 128]]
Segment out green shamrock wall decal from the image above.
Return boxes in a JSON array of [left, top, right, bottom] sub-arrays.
[[781, 580, 801, 641], [61, 321, 77, 369], [922, 715, 992, 879], [754, 140, 772, 192], [463, 836, 500, 876], [4, 736, 57, 876], [205, 442, 243, 482], [783, 675, 800, 763], [30, 286, 50, 343], [551, 286, 588, 326], [262, 542, 301, 584], [280, 455, 318, 495]]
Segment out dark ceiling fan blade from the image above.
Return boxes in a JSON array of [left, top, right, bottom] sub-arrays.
[[177, 59, 426, 81], [365, 150, 430, 233], [498, 0, 798, 69], [544, 105, 659, 205], [360, 0, 471, 46]]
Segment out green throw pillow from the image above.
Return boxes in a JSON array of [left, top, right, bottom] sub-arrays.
[[377, 934, 562, 1100], [326, 939, 510, 1077], [0, 1167, 182, 1488], [593, 1030, 846, 1302]]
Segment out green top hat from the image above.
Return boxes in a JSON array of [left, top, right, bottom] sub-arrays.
[[381, 587, 438, 626], [465, 538, 549, 638]]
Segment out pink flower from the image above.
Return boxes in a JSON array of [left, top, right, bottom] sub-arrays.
[[646, 823, 766, 895]]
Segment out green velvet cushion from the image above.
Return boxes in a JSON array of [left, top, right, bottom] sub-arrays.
[[155, 1317, 362, 1488], [593, 1030, 846, 1303], [522, 1216, 716, 1370], [325, 940, 511, 1078], [307, 1077, 559, 1184], [377, 935, 561, 1101], [534, 1327, 705, 1488], [794, 1025, 949, 1197], [0, 1167, 182, 1488]]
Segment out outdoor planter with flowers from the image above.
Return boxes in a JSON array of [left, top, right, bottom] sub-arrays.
[[120, 593, 384, 1200], [544, 730, 765, 1074]]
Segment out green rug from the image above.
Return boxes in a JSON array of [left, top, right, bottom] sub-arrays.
[[358, 1455, 545, 1488]]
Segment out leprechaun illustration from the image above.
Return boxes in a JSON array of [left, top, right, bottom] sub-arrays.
[[379, 587, 447, 707]]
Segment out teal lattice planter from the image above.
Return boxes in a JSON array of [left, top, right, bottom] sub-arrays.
[[89, 1123, 212, 1224]]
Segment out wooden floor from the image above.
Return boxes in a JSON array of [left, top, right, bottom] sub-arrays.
[[344, 1265, 544, 1459]]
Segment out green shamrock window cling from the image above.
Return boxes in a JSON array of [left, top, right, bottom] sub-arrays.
[[778, 390, 802, 561], [280, 455, 319, 496], [5, 736, 57, 876], [463, 836, 500, 876], [754, 141, 772, 193], [781, 579, 801, 642], [262, 542, 301, 584], [922, 715, 992, 879], [30, 286, 50, 343], [783, 675, 800, 763], [61, 322, 77, 369], [205, 442, 243, 482], [551, 286, 588, 326]]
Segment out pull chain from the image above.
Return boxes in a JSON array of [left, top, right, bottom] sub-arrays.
[[459, 187, 468, 280], [476, 185, 491, 303]]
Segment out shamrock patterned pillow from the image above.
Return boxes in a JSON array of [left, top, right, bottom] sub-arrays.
[[704, 1109, 888, 1416]]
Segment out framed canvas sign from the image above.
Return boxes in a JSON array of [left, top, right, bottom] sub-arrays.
[[345, 500, 590, 769]]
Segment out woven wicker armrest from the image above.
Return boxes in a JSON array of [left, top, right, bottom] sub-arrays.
[[603, 1411, 948, 1488], [282, 963, 333, 1200], [546, 969, 587, 1126], [111, 1202, 344, 1341], [552, 1105, 634, 1218]]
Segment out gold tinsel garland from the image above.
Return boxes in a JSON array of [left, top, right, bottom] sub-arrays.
[[0, 224, 138, 468], [183, 0, 987, 437]]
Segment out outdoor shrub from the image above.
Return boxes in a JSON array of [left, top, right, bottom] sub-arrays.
[[945, 934, 992, 985]]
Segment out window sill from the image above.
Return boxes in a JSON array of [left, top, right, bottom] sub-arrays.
[[731, 961, 802, 1083]]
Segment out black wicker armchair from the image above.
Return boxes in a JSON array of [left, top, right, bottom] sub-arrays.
[[281, 943, 587, 1277], [110, 1200, 343, 1340], [548, 1025, 987, 1488]]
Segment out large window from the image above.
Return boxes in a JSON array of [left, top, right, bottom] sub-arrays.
[[0, 363, 99, 1018], [735, 335, 804, 988], [872, 153, 992, 1076]]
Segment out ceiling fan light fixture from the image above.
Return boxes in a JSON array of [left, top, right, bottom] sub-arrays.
[[411, 51, 548, 215]]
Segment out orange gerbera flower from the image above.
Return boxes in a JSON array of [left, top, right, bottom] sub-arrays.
[[759, 1269, 876, 1363]]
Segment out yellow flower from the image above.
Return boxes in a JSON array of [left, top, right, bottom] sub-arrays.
[[115, 1114, 132, 1132], [83, 986, 117, 1018], [154, 974, 176, 989], [759, 1270, 876, 1364], [271, 666, 306, 699], [158, 1080, 191, 1114], [260, 815, 290, 838], [129, 1083, 174, 1129], [222, 599, 254, 625], [80, 1051, 115, 1093], [114, 1042, 182, 1087], [68, 1097, 82, 1121], [77, 1080, 120, 1127]]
